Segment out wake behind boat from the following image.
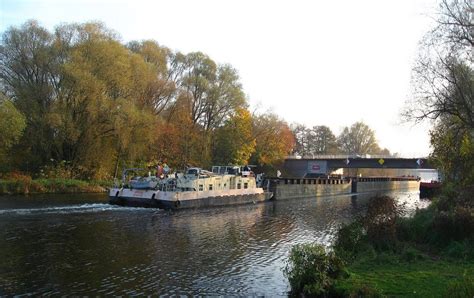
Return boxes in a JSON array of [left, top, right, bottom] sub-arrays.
[[109, 166, 273, 209]]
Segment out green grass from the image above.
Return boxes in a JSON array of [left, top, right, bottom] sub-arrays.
[[335, 254, 474, 297], [329, 197, 474, 297], [0, 178, 109, 194]]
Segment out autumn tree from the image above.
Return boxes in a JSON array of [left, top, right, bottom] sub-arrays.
[[252, 113, 295, 171], [56, 22, 158, 178], [153, 95, 206, 170], [1, 19, 296, 178], [0, 94, 26, 168], [0, 20, 59, 172], [213, 108, 256, 165], [127, 40, 177, 115], [1, 21, 160, 178]]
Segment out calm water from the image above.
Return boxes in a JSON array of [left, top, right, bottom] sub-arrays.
[[0, 191, 428, 296]]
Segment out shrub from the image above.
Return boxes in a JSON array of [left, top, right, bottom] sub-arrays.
[[400, 246, 425, 262], [348, 283, 383, 298], [443, 276, 474, 298], [363, 196, 403, 250], [284, 243, 347, 296], [333, 221, 366, 262], [437, 184, 474, 212], [432, 207, 474, 244], [443, 239, 474, 260], [396, 206, 436, 243], [0, 172, 32, 194]]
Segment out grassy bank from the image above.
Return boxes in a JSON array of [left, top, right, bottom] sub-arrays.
[[335, 251, 474, 297], [285, 192, 474, 297], [0, 178, 111, 195]]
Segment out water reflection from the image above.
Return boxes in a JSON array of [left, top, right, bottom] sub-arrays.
[[0, 190, 426, 295]]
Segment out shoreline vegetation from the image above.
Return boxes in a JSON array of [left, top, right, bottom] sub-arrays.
[[0, 174, 110, 195], [284, 191, 474, 297]]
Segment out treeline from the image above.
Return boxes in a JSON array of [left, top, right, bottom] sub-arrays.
[[291, 121, 391, 157], [0, 20, 294, 179]]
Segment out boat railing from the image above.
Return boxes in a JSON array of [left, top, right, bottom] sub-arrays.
[[157, 180, 177, 192]]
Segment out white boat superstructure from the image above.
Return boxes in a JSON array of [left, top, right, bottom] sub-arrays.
[[109, 166, 272, 209]]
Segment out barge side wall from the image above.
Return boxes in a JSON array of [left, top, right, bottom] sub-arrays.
[[271, 179, 420, 199]]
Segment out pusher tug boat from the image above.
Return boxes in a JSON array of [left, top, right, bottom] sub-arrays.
[[419, 180, 442, 198], [109, 166, 273, 210]]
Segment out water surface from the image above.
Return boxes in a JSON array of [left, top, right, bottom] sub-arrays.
[[0, 191, 428, 295]]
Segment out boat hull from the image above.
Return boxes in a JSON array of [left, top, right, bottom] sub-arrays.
[[419, 182, 442, 198], [108, 188, 272, 210]]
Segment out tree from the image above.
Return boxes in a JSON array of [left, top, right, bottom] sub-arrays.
[[0, 20, 58, 172], [204, 64, 247, 131], [337, 122, 380, 155], [0, 94, 26, 166], [307, 125, 338, 155], [291, 123, 310, 156], [405, 0, 473, 185], [56, 22, 158, 178], [213, 108, 255, 165], [405, 0, 473, 128], [1, 21, 163, 178], [155, 94, 209, 169], [430, 116, 474, 185], [252, 113, 295, 169], [127, 40, 177, 115]]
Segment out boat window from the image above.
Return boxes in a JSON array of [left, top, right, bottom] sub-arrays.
[[219, 167, 226, 174], [244, 182, 248, 189], [212, 167, 219, 174], [187, 168, 199, 175], [199, 184, 203, 191], [237, 183, 241, 189], [209, 184, 213, 190]]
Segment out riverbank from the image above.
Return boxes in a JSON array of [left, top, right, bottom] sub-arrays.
[[334, 253, 474, 297], [285, 191, 474, 297], [0, 177, 110, 195]]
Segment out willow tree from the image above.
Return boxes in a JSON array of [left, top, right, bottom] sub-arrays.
[[127, 40, 177, 115], [1, 21, 161, 178], [55, 23, 158, 178], [0, 20, 58, 172], [0, 94, 26, 168]]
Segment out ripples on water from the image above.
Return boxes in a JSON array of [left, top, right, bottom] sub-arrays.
[[0, 191, 428, 296]]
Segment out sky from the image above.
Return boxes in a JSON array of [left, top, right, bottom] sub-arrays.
[[0, 0, 439, 157]]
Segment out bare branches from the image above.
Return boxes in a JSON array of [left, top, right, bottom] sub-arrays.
[[405, 0, 473, 129]]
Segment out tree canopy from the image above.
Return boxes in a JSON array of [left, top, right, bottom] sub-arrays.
[[291, 121, 390, 157], [0, 20, 295, 178]]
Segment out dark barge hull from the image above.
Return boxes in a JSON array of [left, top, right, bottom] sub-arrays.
[[419, 182, 442, 198], [109, 192, 273, 210]]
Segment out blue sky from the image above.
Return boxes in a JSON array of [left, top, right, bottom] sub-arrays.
[[1, 0, 439, 157]]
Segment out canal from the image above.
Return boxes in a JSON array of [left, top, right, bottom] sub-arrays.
[[0, 191, 428, 295]]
